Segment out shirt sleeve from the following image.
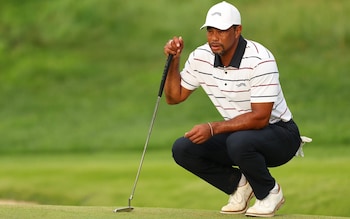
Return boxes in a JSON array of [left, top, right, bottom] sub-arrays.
[[250, 58, 280, 103]]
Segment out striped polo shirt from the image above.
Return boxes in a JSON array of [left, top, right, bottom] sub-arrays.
[[180, 36, 292, 123]]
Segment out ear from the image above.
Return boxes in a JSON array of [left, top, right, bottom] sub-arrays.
[[235, 25, 242, 38]]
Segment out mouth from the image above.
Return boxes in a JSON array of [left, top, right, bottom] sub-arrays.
[[209, 43, 222, 53]]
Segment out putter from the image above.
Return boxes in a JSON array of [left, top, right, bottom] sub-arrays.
[[114, 54, 173, 213]]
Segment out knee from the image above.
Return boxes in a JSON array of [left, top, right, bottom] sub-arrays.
[[172, 137, 192, 165]]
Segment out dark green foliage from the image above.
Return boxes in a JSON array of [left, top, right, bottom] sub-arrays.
[[0, 0, 349, 153]]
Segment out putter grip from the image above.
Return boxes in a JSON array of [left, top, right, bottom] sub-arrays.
[[158, 54, 173, 97]]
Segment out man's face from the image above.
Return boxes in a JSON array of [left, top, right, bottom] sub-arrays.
[[207, 26, 240, 56]]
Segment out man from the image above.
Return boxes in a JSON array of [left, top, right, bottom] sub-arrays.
[[163, 1, 301, 217]]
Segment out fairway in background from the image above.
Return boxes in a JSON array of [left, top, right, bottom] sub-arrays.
[[0, 0, 349, 218], [0, 0, 349, 153]]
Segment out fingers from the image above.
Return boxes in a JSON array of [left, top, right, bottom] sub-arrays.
[[185, 131, 203, 144], [184, 124, 211, 144], [184, 130, 198, 143], [164, 36, 183, 57]]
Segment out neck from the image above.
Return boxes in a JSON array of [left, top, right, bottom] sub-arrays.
[[220, 39, 239, 66]]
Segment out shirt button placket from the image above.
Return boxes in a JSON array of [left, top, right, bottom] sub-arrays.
[[224, 67, 227, 86]]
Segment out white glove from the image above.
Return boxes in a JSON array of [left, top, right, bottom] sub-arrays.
[[295, 136, 312, 157]]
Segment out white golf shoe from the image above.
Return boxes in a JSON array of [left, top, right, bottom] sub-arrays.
[[245, 184, 285, 217], [220, 182, 254, 214]]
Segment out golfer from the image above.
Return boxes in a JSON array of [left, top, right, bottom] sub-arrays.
[[163, 1, 301, 217]]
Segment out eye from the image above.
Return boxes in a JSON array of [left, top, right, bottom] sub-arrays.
[[218, 30, 226, 36]]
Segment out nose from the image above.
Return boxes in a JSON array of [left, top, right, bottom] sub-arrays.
[[208, 30, 219, 41]]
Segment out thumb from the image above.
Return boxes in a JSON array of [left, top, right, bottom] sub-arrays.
[[177, 36, 184, 53]]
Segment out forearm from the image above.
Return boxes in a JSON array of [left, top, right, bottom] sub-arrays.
[[184, 110, 271, 144], [210, 103, 273, 134], [164, 56, 188, 104], [211, 115, 266, 134], [163, 36, 192, 105]]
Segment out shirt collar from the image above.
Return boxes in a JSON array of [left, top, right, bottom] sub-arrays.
[[214, 35, 247, 68]]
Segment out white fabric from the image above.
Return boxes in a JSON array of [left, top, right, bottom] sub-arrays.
[[180, 42, 292, 123], [201, 1, 241, 30], [295, 136, 313, 157]]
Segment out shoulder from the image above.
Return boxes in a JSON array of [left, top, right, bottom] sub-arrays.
[[241, 39, 278, 72], [244, 40, 275, 60]]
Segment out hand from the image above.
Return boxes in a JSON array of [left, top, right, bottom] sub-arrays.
[[164, 36, 184, 58], [184, 123, 212, 144]]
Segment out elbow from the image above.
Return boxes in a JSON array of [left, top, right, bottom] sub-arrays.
[[165, 88, 190, 105], [166, 100, 178, 105], [255, 118, 270, 129], [256, 123, 268, 130], [250, 115, 270, 130], [165, 95, 180, 105], [165, 93, 187, 105], [165, 98, 182, 105]]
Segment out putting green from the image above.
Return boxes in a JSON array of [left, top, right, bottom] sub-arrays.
[[0, 204, 348, 219]]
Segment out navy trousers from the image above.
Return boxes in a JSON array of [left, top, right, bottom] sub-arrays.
[[172, 119, 301, 200]]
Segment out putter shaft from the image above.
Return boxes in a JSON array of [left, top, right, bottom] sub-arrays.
[[114, 55, 173, 213]]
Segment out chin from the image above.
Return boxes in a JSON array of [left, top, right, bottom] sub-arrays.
[[213, 51, 224, 56]]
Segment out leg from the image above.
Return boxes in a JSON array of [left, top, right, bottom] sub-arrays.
[[226, 120, 301, 199], [172, 134, 241, 195]]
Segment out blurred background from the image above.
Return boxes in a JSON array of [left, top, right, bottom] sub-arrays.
[[0, 0, 349, 217]]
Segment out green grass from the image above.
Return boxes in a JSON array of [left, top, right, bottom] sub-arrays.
[[1, 205, 348, 219], [0, 146, 349, 217], [0, 0, 349, 153], [0, 0, 350, 218]]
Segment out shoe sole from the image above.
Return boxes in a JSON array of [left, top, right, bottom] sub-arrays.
[[245, 197, 285, 218], [220, 192, 254, 215]]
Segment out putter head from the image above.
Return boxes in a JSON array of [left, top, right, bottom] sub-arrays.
[[113, 206, 134, 213], [114, 197, 134, 213]]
